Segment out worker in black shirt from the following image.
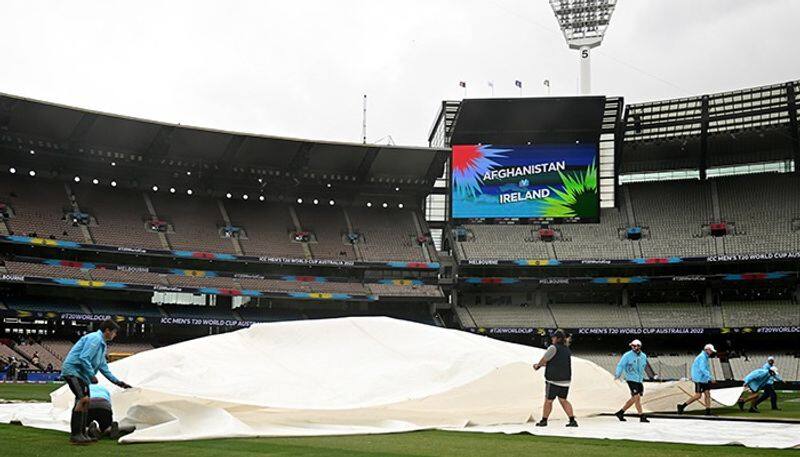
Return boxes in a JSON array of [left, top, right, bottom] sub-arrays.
[[533, 329, 578, 427]]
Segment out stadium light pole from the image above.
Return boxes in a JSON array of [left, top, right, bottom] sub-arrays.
[[549, 0, 617, 95]]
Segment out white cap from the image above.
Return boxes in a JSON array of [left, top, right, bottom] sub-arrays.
[[767, 356, 775, 361], [629, 339, 642, 347], [704, 344, 716, 353]]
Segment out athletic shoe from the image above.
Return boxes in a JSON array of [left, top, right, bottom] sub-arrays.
[[535, 419, 548, 427], [639, 416, 650, 423], [749, 407, 759, 413], [69, 434, 93, 445], [614, 410, 626, 422], [87, 421, 101, 440], [676, 403, 686, 414], [109, 421, 120, 440], [737, 400, 745, 411], [566, 419, 579, 427]]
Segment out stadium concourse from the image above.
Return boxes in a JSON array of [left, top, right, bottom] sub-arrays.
[[0, 79, 799, 450]]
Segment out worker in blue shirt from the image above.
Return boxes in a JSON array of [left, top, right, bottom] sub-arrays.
[[677, 344, 716, 416], [613, 339, 649, 423], [86, 384, 120, 440], [61, 320, 131, 445], [754, 356, 781, 410], [738, 365, 781, 413]]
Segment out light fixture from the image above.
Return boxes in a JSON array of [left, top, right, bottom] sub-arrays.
[[549, 0, 617, 94], [29, 149, 35, 155], [226, 193, 232, 199], [152, 185, 159, 192], [366, 202, 372, 207], [258, 178, 263, 183], [9, 167, 15, 174], [395, 187, 400, 192], [326, 183, 332, 188], [73, 176, 81, 183], [111, 162, 116, 167], [29, 170, 36, 177], [186, 171, 191, 176], [313, 199, 319, 205], [110, 180, 117, 187], [382, 202, 388, 208], [169, 187, 176, 194], [92, 178, 99, 185], [329, 200, 335, 206], [187, 189, 193, 195], [296, 198, 303, 204], [259, 195, 265, 201], [243, 194, 249, 200], [398, 203, 404, 209]]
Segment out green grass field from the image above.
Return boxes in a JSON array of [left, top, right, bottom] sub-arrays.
[[1, 384, 798, 456]]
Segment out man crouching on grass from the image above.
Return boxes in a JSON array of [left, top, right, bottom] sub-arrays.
[[533, 329, 578, 427], [61, 319, 132, 445]]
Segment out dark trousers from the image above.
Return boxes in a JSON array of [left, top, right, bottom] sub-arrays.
[[755, 384, 778, 409], [63, 376, 89, 437], [88, 399, 113, 431]]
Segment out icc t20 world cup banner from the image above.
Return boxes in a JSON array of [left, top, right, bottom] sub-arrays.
[[451, 144, 599, 222]]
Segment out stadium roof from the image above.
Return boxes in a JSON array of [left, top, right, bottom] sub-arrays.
[[621, 80, 800, 175], [0, 92, 448, 190]]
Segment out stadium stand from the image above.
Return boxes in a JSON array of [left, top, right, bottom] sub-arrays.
[[150, 194, 237, 254], [224, 200, 307, 258], [717, 174, 800, 255], [627, 180, 716, 258], [551, 208, 634, 260], [348, 208, 426, 261], [13, 341, 61, 370], [458, 304, 556, 328], [88, 268, 169, 286], [295, 205, 356, 260], [235, 278, 367, 295], [165, 275, 239, 290], [366, 283, 444, 298], [458, 224, 551, 260], [636, 302, 719, 328], [0, 175, 83, 242], [72, 185, 166, 250], [549, 302, 641, 328], [721, 300, 800, 327], [5, 261, 90, 280]]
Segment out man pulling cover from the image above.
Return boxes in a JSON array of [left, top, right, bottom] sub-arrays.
[[613, 339, 650, 423]]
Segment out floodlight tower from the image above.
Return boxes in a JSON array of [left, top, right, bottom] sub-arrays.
[[549, 0, 617, 94]]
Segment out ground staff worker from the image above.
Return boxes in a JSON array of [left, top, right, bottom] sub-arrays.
[[613, 339, 649, 423], [533, 329, 578, 428], [61, 320, 132, 445]]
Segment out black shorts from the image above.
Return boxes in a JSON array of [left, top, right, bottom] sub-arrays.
[[63, 376, 89, 404], [627, 381, 644, 396], [694, 382, 712, 393], [545, 383, 570, 400]]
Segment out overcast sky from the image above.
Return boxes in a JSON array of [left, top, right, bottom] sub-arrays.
[[2, 0, 799, 147]]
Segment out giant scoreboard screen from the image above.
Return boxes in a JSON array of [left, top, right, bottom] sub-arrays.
[[451, 142, 598, 222], [449, 96, 605, 224]]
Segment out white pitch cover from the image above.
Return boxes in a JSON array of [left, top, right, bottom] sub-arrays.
[[0, 317, 797, 448]]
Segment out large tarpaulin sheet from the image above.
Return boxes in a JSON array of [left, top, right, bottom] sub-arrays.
[[1, 317, 798, 448]]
